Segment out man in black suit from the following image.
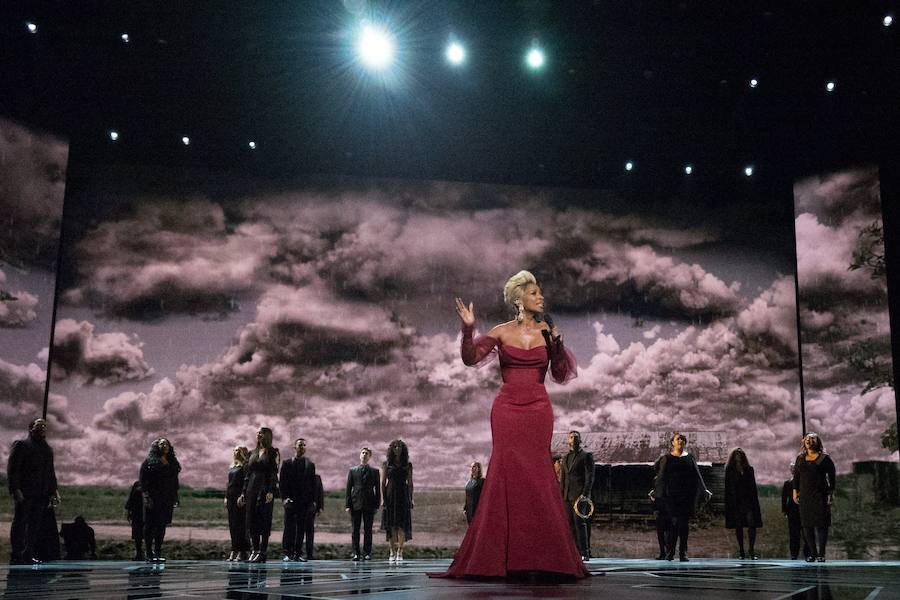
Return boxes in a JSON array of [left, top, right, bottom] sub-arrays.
[[280, 438, 317, 562], [560, 430, 594, 560], [7, 418, 60, 565], [303, 474, 324, 560], [345, 447, 381, 561], [782, 462, 811, 560]]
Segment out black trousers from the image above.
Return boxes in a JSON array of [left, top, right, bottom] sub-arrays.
[[666, 515, 690, 558], [283, 502, 313, 557], [351, 509, 375, 556], [564, 501, 591, 557], [803, 526, 828, 558], [226, 498, 249, 552], [10, 495, 48, 562], [246, 496, 274, 553], [654, 510, 668, 555], [304, 512, 316, 559], [143, 503, 170, 557], [786, 513, 810, 559]]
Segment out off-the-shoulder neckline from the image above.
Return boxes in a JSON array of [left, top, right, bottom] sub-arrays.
[[483, 335, 547, 352]]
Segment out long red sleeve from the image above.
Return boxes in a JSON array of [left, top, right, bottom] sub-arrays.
[[547, 335, 578, 384], [460, 324, 498, 366]]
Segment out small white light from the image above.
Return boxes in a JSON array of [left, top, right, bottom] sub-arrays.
[[826, 81, 836, 92], [248, 141, 257, 150], [749, 78, 759, 88], [884, 15, 893, 27], [109, 130, 119, 141], [526, 47, 545, 70], [744, 165, 754, 177], [181, 136, 190, 146], [625, 161, 634, 172], [26, 22, 38, 34], [446, 42, 466, 65], [121, 33, 130, 43], [684, 164, 693, 175], [357, 24, 395, 70]]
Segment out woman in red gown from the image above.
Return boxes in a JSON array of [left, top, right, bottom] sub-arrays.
[[433, 270, 588, 579]]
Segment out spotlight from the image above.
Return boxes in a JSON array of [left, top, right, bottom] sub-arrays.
[[181, 136, 190, 146], [248, 141, 257, 150], [526, 46, 545, 70], [884, 15, 893, 26], [121, 33, 130, 43], [625, 161, 634, 172], [26, 22, 38, 34], [445, 41, 466, 66], [108, 130, 119, 141], [826, 81, 836, 92], [749, 78, 759, 88], [744, 165, 754, 177], [684, 164, 693, 175], [357, 24, 395, 70]]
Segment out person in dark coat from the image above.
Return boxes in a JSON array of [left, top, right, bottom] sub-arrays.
[[59, 516, 96, 560], [782, 462, 811, 560], [280, 438, 317, 562], [346, 447, 381, 561], [240, 427, 279, 563], [7, 418, 60, 565], [649, 454, 669, 560], [305, 474, 324, 560], [381, 439, 413, 563], [139, 437, 181, 562], [724, 447, 763, 559], [792, 432, 836, 562], [463, 462, 484, 525], [225, 446, 250, 561], [125, 481, 145, 560], [653, 432, 712, 561], [560, 431, 594, 560]]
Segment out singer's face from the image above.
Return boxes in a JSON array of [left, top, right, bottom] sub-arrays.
[[521, 283, 544, 314]]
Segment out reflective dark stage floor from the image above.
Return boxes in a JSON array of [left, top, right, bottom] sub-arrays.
[[3, 558, 899, 599]]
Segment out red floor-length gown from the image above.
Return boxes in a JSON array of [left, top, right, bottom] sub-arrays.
[[432, 324, 589, 579]]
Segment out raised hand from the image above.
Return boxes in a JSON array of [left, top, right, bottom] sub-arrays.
[[454, 297, 475, 327]]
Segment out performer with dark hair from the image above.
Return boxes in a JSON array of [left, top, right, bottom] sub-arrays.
[[792, 432, 836, 562], [125, 481, 145, 561], [724, 447, 763, 559], [381, 439, 413, 563], [7, 418, 60, 565], [434, 270, 587, 579], [561, 431, 594, 560], [240, 427, 279, 563], [781, 462, 810, 560], [346, 447, 380, 561], [463, 462, 484, 525], [280, 438, 316, 562], [653, 433, 712, 562], [225, 446, 250, 561], [139, 437, 181, 563]]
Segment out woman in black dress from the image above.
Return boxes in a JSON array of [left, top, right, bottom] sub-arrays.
[[381, 439, 413, 563], [463, 461, 484, 525], [653, 432, 712, 561], [240, 428, 279, 563], [225, 446, 250, 561], [724, 447, 763, 559], [139, 437, 181, 562], [791, 432, 836, 562]]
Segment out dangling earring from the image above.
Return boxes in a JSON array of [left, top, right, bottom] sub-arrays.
[[515, 300, 524, 323]]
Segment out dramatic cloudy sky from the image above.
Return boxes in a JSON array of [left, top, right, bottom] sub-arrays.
[[794, 167, 897, 468]]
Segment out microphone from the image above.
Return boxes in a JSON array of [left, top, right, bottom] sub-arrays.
[[535, 312, 555, 329]]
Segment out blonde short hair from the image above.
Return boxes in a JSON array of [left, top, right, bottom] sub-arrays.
[[503, 270, 538, 309]]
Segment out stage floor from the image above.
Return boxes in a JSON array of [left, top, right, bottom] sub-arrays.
[[2, 558, 899, 599]]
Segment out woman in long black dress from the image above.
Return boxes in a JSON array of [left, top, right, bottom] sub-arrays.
[[724, 447, 763, 559], [791, 432, 836, 562], [225, 446, 250, 561], [653, 432, 712, 561], [139, 437, 181, 562], [240, 428, 279, 563], [381, 439, 413, 563]]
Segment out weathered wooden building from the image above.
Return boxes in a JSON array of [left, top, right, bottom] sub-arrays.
[[551, 431, 729, 519]]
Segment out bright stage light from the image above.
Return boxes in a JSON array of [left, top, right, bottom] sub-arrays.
[[744, 165, 754, 177], [446, 42, 466, 65], [357, 24, 395, 70], [248, 141, 257, 150], [884, 15, 893, 26], [625, 161, 634, 172], [121, 33, 130, 43], [181, 136, 190, 146], [526, 47, 545, 70], [826, 81, 836, 92], [749, 78, 758, 88], [684, 164, 693, 175], [109, 130, 119, 141], [26, 22, 38, 34]]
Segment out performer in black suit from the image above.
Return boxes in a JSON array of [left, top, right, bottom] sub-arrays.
[[782, 462, 810, 560], [125, 481, 145, 561], [240, 427, 279, 563], [7, 418, 60, 565], [345, 447, 381, 561], [304, 474, 324, 560], [463, 462, 484, 525], [139, 437, 181, 563], [225, 446, 250, 561], [560, 431, 594, 560], [280, 438, 317, 562]]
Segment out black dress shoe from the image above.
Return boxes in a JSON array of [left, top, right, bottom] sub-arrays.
[[363, 555, 371, 561], [805, 556, 816, 562], [679, 555, 689, 562], [655, 553, 666, 560], [282, 555, 292, 562], [351, 554, 360, 562], [666, 554, 674, 561], [816, 557, 826, 562], [296, 556, 308, 562]]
